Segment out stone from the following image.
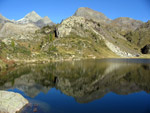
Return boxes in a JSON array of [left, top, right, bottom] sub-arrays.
[[0, 91, 29, 113]]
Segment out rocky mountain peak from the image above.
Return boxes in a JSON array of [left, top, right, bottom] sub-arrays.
[[16, 11, 54, 27], [74, 7, 111, 23], [24, 11, 42, 22], [43, 16, 52, 23]]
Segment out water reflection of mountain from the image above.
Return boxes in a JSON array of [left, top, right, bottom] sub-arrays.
[[0, 59, 150, 103]]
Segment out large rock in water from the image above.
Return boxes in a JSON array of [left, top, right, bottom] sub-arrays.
[[0, 91, 28, 113], [141, 44, 150, 54]]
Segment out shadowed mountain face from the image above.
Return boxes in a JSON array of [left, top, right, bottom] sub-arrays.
[[0, 59, 150, 103]]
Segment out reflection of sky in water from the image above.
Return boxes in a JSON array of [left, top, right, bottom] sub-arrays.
[[2, 59, 150, 113], [8, 88, 150, 113]]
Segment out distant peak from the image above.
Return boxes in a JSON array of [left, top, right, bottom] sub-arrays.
[[25, 11, 40, 17], [43, 16, 52, 22], [31, 11, 36, 13], [28, 11, 38, 15], [24, 11, 42, 22], [74, 7, 111, 23], [43, 16, 50, 19]]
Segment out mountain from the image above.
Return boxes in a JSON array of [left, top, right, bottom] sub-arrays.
[[35, 16, 54, 28], [0, 11, 54, 38], [17, 11, 42, 24], [0, 14, 11, 24], [125, 21, 150, 48], [110, 17, 143, 35], [111, 17, 143, 30], [17, 11, 54, 27], [73, 8, 143, 35], [0, 7, 150, 69], [56, 16, 139, 57], [74, 7, 111, 23], [0, 11, 54, 29], [0, 23, 39, 37]]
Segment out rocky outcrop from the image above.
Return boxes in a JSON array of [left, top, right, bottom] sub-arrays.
[[105, 41, 133, 57], [0, 91, 28, 113], [57, 16, 86, 38], [74, 7, 111, 23], [141, 44, 150, 54]]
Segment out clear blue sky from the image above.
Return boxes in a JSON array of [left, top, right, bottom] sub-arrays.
[[0, 0, 150, 23]]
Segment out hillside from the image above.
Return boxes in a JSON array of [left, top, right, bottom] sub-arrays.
[[125, 21, 150, 48], [0, 7, 150, 69]]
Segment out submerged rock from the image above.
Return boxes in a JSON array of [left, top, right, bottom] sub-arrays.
[[0, 91, 28, 113]]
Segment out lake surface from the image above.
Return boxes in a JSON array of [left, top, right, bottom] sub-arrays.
[[0, 59, 150, 113]]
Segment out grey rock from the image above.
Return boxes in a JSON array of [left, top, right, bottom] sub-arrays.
[[0, 91, 28, 113], [74, 7, 111, 23], [35, 16, 54, 28]]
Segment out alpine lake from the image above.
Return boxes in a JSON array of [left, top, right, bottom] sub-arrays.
[[0, 59, 150, 113]]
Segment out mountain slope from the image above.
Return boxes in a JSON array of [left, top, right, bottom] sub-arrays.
[[0, 7, 150, 67], [17, 11, 42, 24], [35, 16, 54, 28], [110, 17, 143, 35], [0, 23, 39, 37], [125, 21, 150, 48], [74, 7, 111, 23], [0, 14, 11, 24], [57, 16, 139, 57]]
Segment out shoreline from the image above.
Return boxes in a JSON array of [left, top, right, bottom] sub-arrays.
[[1, 56, 150, 72]]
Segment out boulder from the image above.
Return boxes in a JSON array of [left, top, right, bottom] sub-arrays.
[[0, 91, 28, 113]]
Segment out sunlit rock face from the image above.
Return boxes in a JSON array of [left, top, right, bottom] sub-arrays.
[[17, 11, 54, 27], [0, 91, 28, 113], [74, 7, 111, 23], [0, 59, 150, 103]]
